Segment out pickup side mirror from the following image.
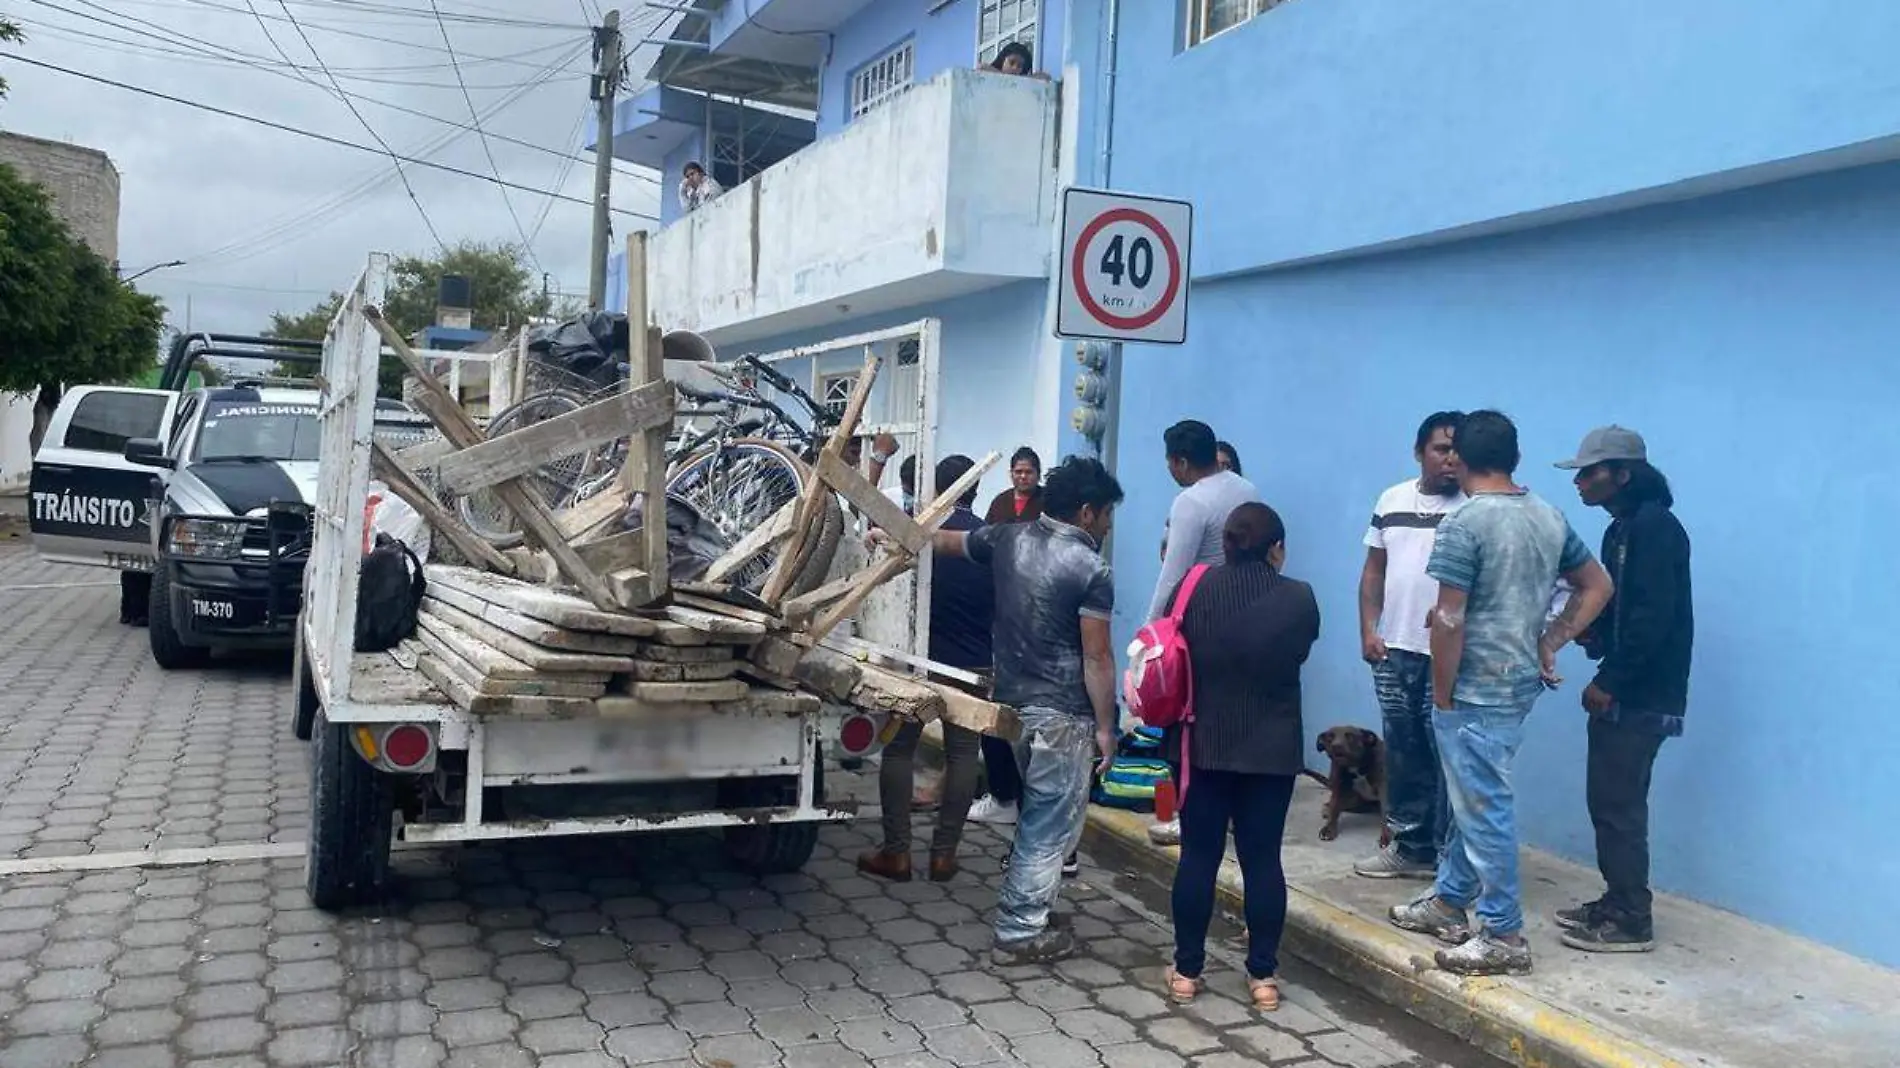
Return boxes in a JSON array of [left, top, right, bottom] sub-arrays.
[[124, 438, 174, 469]]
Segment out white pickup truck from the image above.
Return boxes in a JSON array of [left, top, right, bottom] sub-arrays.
[[290, 255, 856, 910]]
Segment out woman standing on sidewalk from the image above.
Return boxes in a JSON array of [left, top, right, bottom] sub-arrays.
[[1164, 503, 1320, 1011]]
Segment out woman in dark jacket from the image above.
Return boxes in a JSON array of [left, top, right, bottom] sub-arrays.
[[983, 446, 1044, 526], [1163, 502, 1320, 1011]]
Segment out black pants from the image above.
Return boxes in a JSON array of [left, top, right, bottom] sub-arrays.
[[1586, 715, 1667, 923], [980, 735, 1022, 804], [1171, 769, 1294, 980], [880, 720, 980, 855]]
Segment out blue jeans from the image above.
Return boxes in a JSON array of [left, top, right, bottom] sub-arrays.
[[1432, 699, 1534, 936], [994, 708, 1095, 944], [1373, 650, 1451, 864]]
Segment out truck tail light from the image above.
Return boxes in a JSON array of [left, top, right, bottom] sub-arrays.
[[381, 724, 434, 770], [838, 713, 882, 757]]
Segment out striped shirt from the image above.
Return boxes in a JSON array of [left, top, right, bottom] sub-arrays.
[[1364, 480, 1466, 655]]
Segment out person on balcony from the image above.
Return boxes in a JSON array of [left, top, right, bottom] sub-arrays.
[[986, 41, 1052, 81], [678, 161, 723, 214]]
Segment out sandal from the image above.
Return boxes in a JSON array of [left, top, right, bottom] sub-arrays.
[[1248, 976, 1281, 1012], [1164, 966, 1204, 1004]]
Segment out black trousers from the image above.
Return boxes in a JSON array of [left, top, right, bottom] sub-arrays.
[[980, 734, 1023, 804], [1586, 714, 1667, 922], [1171, 769, 1295, 980]]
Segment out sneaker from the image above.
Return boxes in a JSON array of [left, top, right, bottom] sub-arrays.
[[1354, 846, 1435, 880], [1388, 889, 1473, 945], [1062, 853, 1080, 878], [1147, 819, 1181, 846], [1561, 918, 1656, 954], [991, 927, 1076, 965], [1434, 932, 1533, 976], [1553, 899, 1607, 932], [967, 795, 1018, 825]]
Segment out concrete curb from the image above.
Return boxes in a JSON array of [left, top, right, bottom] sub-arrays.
[[912, 732, 1683, 1068], [1080, 803, 1687, 1068]]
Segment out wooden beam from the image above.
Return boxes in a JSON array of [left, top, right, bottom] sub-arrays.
[[935, 686, 1021, 741], [847, 662, 945, 723], [573, 527, 648, 575], [804, 550, 916, 648], [392, 435, 455, 473], [556, 487, 630, 542], [426, 565, 658, 637], [435, 381, 675, 495], [762, 351, 879, 605], [367, 306, 622, 611], [622, 232, 670, 607], [701, 499, 796, 585], [370, 441, 515, 574], [814, 450, 928, 553]]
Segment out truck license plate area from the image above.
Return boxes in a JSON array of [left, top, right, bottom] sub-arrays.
[[481, 715, 806, 785]]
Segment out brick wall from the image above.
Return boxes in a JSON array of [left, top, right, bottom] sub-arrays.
[[0, 131, 120, 262]]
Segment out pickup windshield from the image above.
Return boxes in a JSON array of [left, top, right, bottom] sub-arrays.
[[197, 403, 320, 463]]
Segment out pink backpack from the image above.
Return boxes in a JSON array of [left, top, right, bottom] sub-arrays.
[[1123, 564, 1210, 730]]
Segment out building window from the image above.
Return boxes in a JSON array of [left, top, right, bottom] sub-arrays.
[[1186, 0, 1289, 47], [977, 0, 1039, 67], [821, 373, 858, 419], [850, 41, 915, 121]]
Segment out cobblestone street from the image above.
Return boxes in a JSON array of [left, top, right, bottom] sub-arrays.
[[0, 542, 1494, 1068]]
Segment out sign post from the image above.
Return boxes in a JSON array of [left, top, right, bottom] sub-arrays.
[[1056, 187, 1194, 345]]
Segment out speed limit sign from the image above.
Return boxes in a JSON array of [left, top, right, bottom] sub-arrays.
[[1056, 187, 1194, 345]]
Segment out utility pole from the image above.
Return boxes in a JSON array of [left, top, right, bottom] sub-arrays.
[[587, 9, 622, 310]]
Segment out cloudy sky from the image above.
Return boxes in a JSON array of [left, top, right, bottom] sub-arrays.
[[1, 0, 672, 334]]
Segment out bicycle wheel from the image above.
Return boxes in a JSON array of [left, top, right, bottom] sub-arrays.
[[666, 439, 843, 597], [456, 389, 591, 549]]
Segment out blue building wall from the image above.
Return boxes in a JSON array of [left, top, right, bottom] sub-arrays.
[[1105, 161, 1900, 967], [821, 0, 1066, 136]]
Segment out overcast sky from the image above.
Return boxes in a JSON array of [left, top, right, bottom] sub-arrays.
[[1, 0, 670, 336]]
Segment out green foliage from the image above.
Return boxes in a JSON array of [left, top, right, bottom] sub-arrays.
[[0, 163, 167, 396], [1, 18, 22, 99], [264, 240, 548, 397]]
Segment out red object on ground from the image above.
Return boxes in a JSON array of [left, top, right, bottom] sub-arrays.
[[1154, 778, 1177, 823]]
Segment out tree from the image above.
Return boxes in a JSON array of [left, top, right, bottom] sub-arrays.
[[0, 164, 167, 449], [1, 18, 21, 99], [264, 241, 548, 396]]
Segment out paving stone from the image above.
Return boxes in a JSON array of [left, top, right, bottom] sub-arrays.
[[1099, 1044, 1187, 1068], [1228, 1026, 1312, 1063], [693, 1032, 784, 1067], [1144, 1019, 1222, 1056], [782, 1041, 874, 1068], [971, 1000, 1053, 1037], [933, 971, 1014, 1004], [177, 1016, 270, 1057], [1057, 1008, 1141, 1048], [0, 1034, 89, 1068], [754, 1005, 839, 1047], [9, 996, 106, 1035], [1015, 977, 1093, 1013], [445, 1042, 537, 1068], [1091, 986, 1170, 1021], [87, 1045, 177, 1068], [671, 999, 754, 1036], [837, 1018, 926, 1058], [268, 1025, 356, 1066], [102, 974, 188, 1010], [437, 1008, 520, 1048], [506, 982, 589, 1021], [266, 990, 351, 1027], [923, 1023, 1009, 1066], [92, 1006, 183, 1046], [358, 1035, 451, 1066], [185, 980, 270, 1019], [808, 988, 887, 1022], [1307, 1031, 1407, 1068], [351, 997, 440, 1038], [604, 1022, 694, 1064], [540, 1054, 627, 1068], [585, 991, 670, 1029], [1009, 1030, 1102, 1068]]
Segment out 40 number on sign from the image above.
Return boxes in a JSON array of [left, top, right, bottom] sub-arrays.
[[1097, 232, 1159, 290]]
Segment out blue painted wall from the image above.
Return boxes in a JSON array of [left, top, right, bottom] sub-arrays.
[[821, 0, 1065, 136], [1103, 160, 1900, 968]]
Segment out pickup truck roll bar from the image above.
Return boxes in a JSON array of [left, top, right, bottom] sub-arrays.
[[161, 333, 323, 390]]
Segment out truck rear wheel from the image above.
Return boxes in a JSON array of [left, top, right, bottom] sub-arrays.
[[147, 567, 209, 670], [720, 756, 824, 874], [290, 639, 318, 741], [306, 711, 394, 910]]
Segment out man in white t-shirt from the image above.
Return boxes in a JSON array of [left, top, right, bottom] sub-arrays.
[[1354, 412, 1467, 880]]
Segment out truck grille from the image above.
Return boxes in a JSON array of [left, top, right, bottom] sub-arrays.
[[241, 506, 313, 560]]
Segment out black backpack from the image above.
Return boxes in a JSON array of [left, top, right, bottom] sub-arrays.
[[355, 534, 426, 652]]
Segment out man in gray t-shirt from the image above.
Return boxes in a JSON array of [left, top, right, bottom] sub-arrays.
[[1148, 420, 1260, 621]]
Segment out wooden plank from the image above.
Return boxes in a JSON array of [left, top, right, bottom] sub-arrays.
[[392, 434, 455, 473], [593, 688, 820, 721], [370, 442, 515, 574], [415, 624, 608, 698], [847, 662, 944, 723], [622, 659, 740, 683], [621, 235, 669, 608], [674, 592, 777, 627], [935, 687, 1021, 741], [605, 568, 655, 613], [762, 351, 879, 604], [420, 600, 637, 674], [417, 656, 600, 718], [555, 487, 629, 542], [735, 663, 798, 691], [426, 565, 658, 637], [781, 569, 870, 627], [631, 641, 738, 664], [415, 611, 537, 680], [435, 381, 675, 494], [424, 585, 650, 655], [814, 450, 928, 553], [701, 500, 796, 585], [366, 306, 621, 611], [659, 604, 765, 642], [819, 633, 986, 690], [805, 551, 917, 648], [790, 645, 865, 702], [348, 650, 445, 706], [621, 678, 750, 704], [748, 635, 806, 679]]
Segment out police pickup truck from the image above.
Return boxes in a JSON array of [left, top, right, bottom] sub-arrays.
[[30, 339, 431, 668]]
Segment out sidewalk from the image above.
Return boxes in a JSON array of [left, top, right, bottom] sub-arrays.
[[915, 729, 1899, 1068]]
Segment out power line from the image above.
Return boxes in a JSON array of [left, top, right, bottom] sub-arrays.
[[429, 0, 537, 269], [2, 55, 660, 220], [119, 0, 591, 31], [18, 10, 660, 186], [271, 0, 449, 254]]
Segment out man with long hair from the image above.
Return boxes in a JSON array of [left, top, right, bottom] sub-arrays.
[[1554, 427, 1693, 954]]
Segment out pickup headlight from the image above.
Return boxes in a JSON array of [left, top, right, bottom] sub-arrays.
[[168, 517, 249, 559]]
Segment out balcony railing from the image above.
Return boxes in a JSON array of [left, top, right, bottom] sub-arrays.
[[647, 67, 1060, 345]]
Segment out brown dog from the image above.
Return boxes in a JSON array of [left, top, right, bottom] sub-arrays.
[[1316, 726, 1388, 844]]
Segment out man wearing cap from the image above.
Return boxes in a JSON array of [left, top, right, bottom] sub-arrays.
[[1553, 427, 1693, 954]]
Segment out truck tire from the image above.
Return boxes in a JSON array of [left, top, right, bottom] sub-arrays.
[[147, 566, 209, 670], [290, 639, 318, 741], [305, 711, 394, 911], [720, 753, 825, 874]]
